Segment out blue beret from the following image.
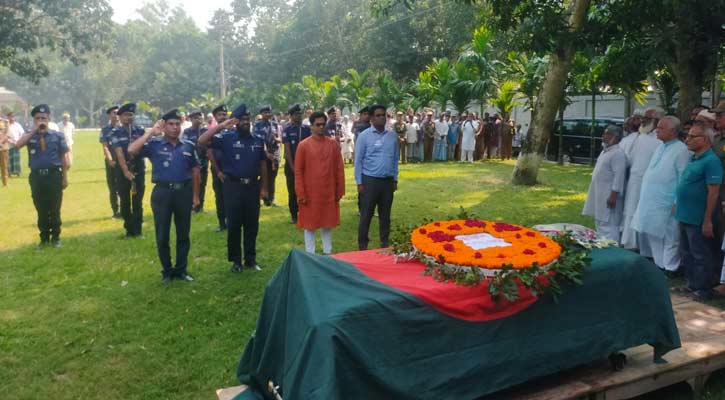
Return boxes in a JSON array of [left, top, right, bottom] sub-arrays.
[[231, 104, 250, 119], [31, 104, 50, 116], [106, 105, 119, 114], [162, 109, 182, 121], [288, 104, 302, 115], [259, 105, 272, 113], [212, 105, 228, 115], [118, 103, 136, 115]]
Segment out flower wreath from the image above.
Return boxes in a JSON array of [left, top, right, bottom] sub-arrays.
[[388, 209, 592, 303]]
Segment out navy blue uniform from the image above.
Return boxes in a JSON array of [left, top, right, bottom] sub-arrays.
[[183, 126, 209, 212], [209, 136, 227, 229], [139, 137, 200, 278], [100, 124, 120, 216], [281, 122, 311, 221], [210, 130, 266, 267], [254, 119, 280, 206], [111, 124, 146, 236], [27, 131, 68, 242]]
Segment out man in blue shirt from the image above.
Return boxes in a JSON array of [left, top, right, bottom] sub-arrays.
[[111, 103, 147, 237], [100, 106, 120, 218], [128, 109, 200, 283], [15, 104, 69, 247], [209, 105, 229, 231], [354, 104, 399, 250], [200, 104, 269, 273], [675, 123, 723, 301], [254, 105, 281, 207], [182, 110, 209, 213], [282, 104, 311, 224]]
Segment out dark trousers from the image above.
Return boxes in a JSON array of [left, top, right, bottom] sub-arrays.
[[264, 159, 278, 205], [358, 175, 394, 250], [29, 168, 63, 241], [211, 166, 226, 228], [196, 165, 208, 212], [151, 184, 192, 277], [117, 168, 145, 236], [424, 136, 434, 162], [680, 222, 718, 294], [105, 161, 119, 215], [224, 180, 260, 265], [284, 163, 298, 220]]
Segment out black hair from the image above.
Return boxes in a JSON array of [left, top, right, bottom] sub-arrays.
[[309, 111, 327, 126], [369, 104, 386, 116]]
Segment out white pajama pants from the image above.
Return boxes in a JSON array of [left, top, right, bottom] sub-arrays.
[[304, 228, 332, 255]]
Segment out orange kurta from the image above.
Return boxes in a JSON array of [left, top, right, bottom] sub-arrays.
[[295, 135, 345, 230]]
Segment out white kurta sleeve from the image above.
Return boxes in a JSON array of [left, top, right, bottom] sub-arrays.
[[610, 150, 626, 194]]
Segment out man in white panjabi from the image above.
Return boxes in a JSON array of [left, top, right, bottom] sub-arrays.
[[60, 113, 75, 167], [631, 116, 690, 273], [582, 125, 626, 241], [460, 112, 479, 162], [620, 106, 663, 251], [404, 114, 419, 162]]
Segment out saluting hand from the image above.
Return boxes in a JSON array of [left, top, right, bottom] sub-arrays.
[[150, 120, 164, 136], [222, 118, 239, 129]]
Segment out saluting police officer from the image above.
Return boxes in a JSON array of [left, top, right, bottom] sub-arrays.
[[199, 104, 268, 273], [100, 106, 120, 218], [111, 103, 147, 237], [182, 110, 209, 213], [282, 104, 311, 224], [209, 104, 228, 231], [128, 110, 201, 283], [15, 104, 69, 247], [254, 105, 281, 207]]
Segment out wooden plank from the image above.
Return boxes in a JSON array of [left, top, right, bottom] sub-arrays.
[[216, 385, 247, 400]]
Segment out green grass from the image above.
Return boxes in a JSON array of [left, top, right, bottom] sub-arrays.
[[0, 130, 722, 399]]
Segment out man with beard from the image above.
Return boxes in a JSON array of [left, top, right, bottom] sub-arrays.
[[582, 125, 626, 241], [15, 104, 69, 247], [631, 116, 690, 275], [182, 110, 209, 213], [254, 105, 281, 207], [199, 104, 268, 273], [209, 105, 229, 231], [128, 110, 200, 283], [100, 106, 120, 218], [620, 106, 663, 251], [282, 104, 311, 224], [111, 103, 147, 237]]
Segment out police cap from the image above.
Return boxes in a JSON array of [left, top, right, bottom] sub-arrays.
[[288, 104, 302, 115], [161, 109, 182, 121], [212, 105, 228, 115], [188, 110, 203, 118], [231, 104, 250, 119], [259, 105, 272, 113], [106, 105, 119, 115], [31, 104, 51, 116], [358, 106, 370, 115], [118, 103, 137, 115]]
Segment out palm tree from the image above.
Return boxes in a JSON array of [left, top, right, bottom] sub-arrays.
[[425, 58, 454, 111], [343, 68, 374, 110], [458, 26, 499, 114], [370, 73, 408, 111], [492, 81, 521, 116]]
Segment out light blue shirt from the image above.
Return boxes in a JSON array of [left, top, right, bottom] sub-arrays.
[[354, 125, 399, 184], [631, 139, 690, 238]]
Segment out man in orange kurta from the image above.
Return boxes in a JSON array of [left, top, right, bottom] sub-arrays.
[[295, 111, 345, 254]]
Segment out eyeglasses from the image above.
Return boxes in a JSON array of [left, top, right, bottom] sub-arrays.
[[373, 114, 386, 118], [685, 134, 705, 140]]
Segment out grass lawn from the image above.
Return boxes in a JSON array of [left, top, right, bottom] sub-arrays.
[[1, 130, 723, 399]]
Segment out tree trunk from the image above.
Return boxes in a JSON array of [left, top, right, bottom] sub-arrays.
[[512, 0, 591, 185]]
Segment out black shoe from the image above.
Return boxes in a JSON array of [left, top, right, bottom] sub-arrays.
[[112, 213, 121, 219], [52, 239, 61, 248], [244, 263, 262, 272], [290, 218, 297, 224], [176, 273, 194, 282], [161, 276, 173, 284], [37, 240, 49, 249], [217, 225, 227, 232], [664, 269, 683, 279], [230, 264, 243, 273]]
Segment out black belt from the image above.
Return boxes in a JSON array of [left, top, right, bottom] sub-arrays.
[[363, 174, 394, 181], [227, 177, 257, 185], [155, 181, 190, 189], [32, 167, 62, 175]]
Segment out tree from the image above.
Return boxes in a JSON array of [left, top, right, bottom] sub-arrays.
[[492, 81, 520, 116], [458, 26, 500, 114], [0, 0, 113, 83]]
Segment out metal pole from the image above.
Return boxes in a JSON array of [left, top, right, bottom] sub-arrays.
[[590, 87, 596, 167]]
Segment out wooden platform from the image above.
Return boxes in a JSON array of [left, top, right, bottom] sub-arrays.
[[217, 294, 725, 400]]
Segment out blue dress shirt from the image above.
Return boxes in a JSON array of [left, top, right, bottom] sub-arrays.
[[210, 130, 266, 179], [27, 131, 68, 169], [139, 137, 199, 183], [354, 125, 399, 184]]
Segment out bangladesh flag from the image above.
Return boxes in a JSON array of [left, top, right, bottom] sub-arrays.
[[235, 248, 679, 399]]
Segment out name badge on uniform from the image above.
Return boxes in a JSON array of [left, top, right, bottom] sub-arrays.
[[163, 161, 170, 167], [183, 152, 192, 156], [235, 154, 241, 160], [30, 149, 36, 154], [233, 141, 242, 148]]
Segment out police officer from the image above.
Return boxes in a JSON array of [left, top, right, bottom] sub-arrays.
[[352, 106, 371, 140], [209, 104, 228, 231], [199, 104, 268, 273], [128, 109, 201, 283], [282, 104, 311, 224], [254, 105, 281, 206], [15, 104, 69, 247], [100, 105, 120, 218], [325, 106, 343, 142], [111, 103, 147, 237], [182, 110, 209, 213]]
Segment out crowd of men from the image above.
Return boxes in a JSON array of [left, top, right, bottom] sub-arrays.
[[583, 104, 725, 301], [5, 102, 400, 284]]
